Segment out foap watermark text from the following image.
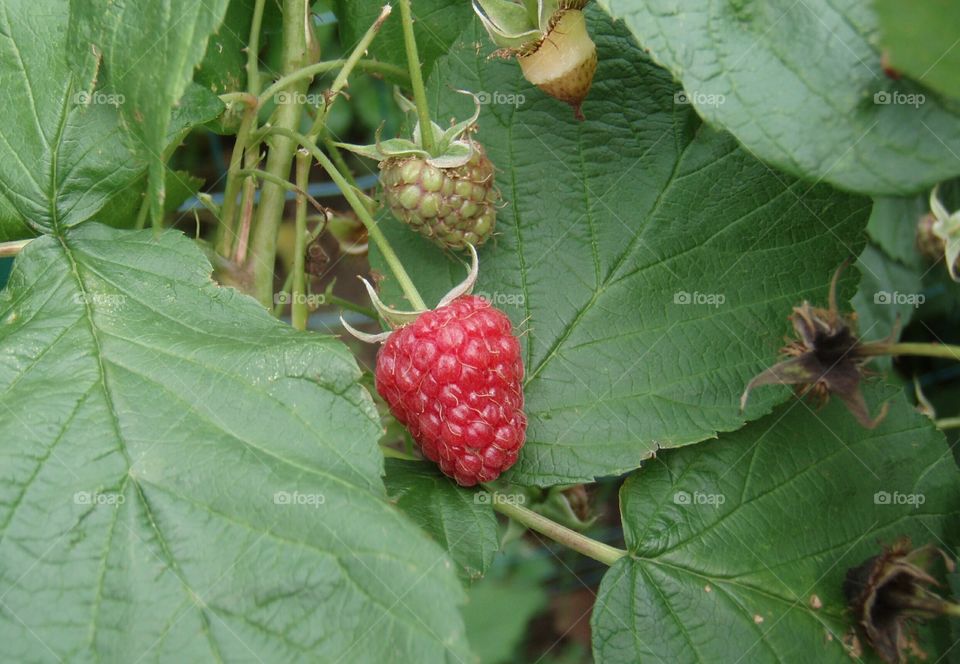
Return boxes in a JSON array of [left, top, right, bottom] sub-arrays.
[[673, 490, 726, 507], [476, 91, 525, 108], [874, 291, 925, 308], [674, 291, 725, 307], [675, 90, 726, 108]]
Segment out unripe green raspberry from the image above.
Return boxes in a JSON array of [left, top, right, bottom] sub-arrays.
[[381, 143, 499, 250]]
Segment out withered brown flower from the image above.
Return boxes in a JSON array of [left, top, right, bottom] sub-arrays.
[[740, 265, 889, 428], [844, 538, 958, 663]]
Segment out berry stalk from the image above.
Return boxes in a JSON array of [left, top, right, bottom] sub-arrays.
[[246, 0, 267, 95], [860, 342, 960, 362], [376, 450, 625, 565], [490, 497, 627, 566], [216, 98, 258, 257], [291, 149, 311, 330], [256, 59, 409, 108], [262, 127, 428, 310], [235, 169, 328, 215], [309, 5, 393, 138], [399, 0, 436, 154]]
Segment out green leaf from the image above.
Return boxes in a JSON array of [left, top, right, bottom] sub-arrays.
[[0, 0, 146, 236], [68, 0, 231, 227], [473, 0, 543, 49], [196, 0, 257, 95], [475, 0, 537, 35], [591, 388, 960, 663], [866, 194, 930, 269], [853, 244, 923, 343], [598, 0, 960, 196], [332, 0, 473, 83], [876, 0, 960, 102], [385, 459, 499, 583], [167, 83, 227, 148], [372, 10, 871, 485], [0, 192, 32, 242], [0, 224, 469, 662], [194, 0, 283, 134], [163, 170, 205, 216]]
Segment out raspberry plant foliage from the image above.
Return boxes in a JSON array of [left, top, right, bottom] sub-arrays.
[[597, 0, 960, 196], [592, 386, 957, 663], [0, 0, 958, 663], [373, 13, 873, 485]]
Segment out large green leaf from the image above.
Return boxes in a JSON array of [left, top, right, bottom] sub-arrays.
[[371, 10, 871, 485], [0, 224, 469, 662], [332, 0, 472, 83], [598, 0, 960, 196], [68, 0, 230, 226], [0, 0, 145, 238], [385, 459, 500, 583], [876, 0, 960, 102], [591, 388, 960, 663]]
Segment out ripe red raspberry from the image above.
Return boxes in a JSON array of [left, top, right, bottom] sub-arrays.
[[375, 295, 526, 486]]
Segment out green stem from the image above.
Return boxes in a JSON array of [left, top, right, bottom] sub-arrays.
[[234, 169, 257, 263], [330, 7, 392, 96], [862, 342, 960, 362], [246, 0, 267, 95], [258, 59, 409, 108], [272, 269, 296, 317], [248, 0, 315, 307], [216, 100, 258, 256], [236, 169, 327, 215], [260, 126, 427, 310], [328, 294, 377, 319], [133, 194, 150, 230], [320, 130, 361, 195], [374, 448, 624, 564], [291, 150, 310, 331], [491, 498, 627, 567], [194, 193, 221, 219], [0, 238, 31, 257], [398, 0, 435, 153], [218, 0, 267, 258], [936, 417, 960, 430], [219, 92, 253, 106], [309, 5, 393, 137]]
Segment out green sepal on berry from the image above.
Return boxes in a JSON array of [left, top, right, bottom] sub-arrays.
[[473, 0, 597, 119], [341, 244, 480, 340], [338, 92, 501, 251], [340, 91, 480, 169], [928, 185, 960, 281]]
